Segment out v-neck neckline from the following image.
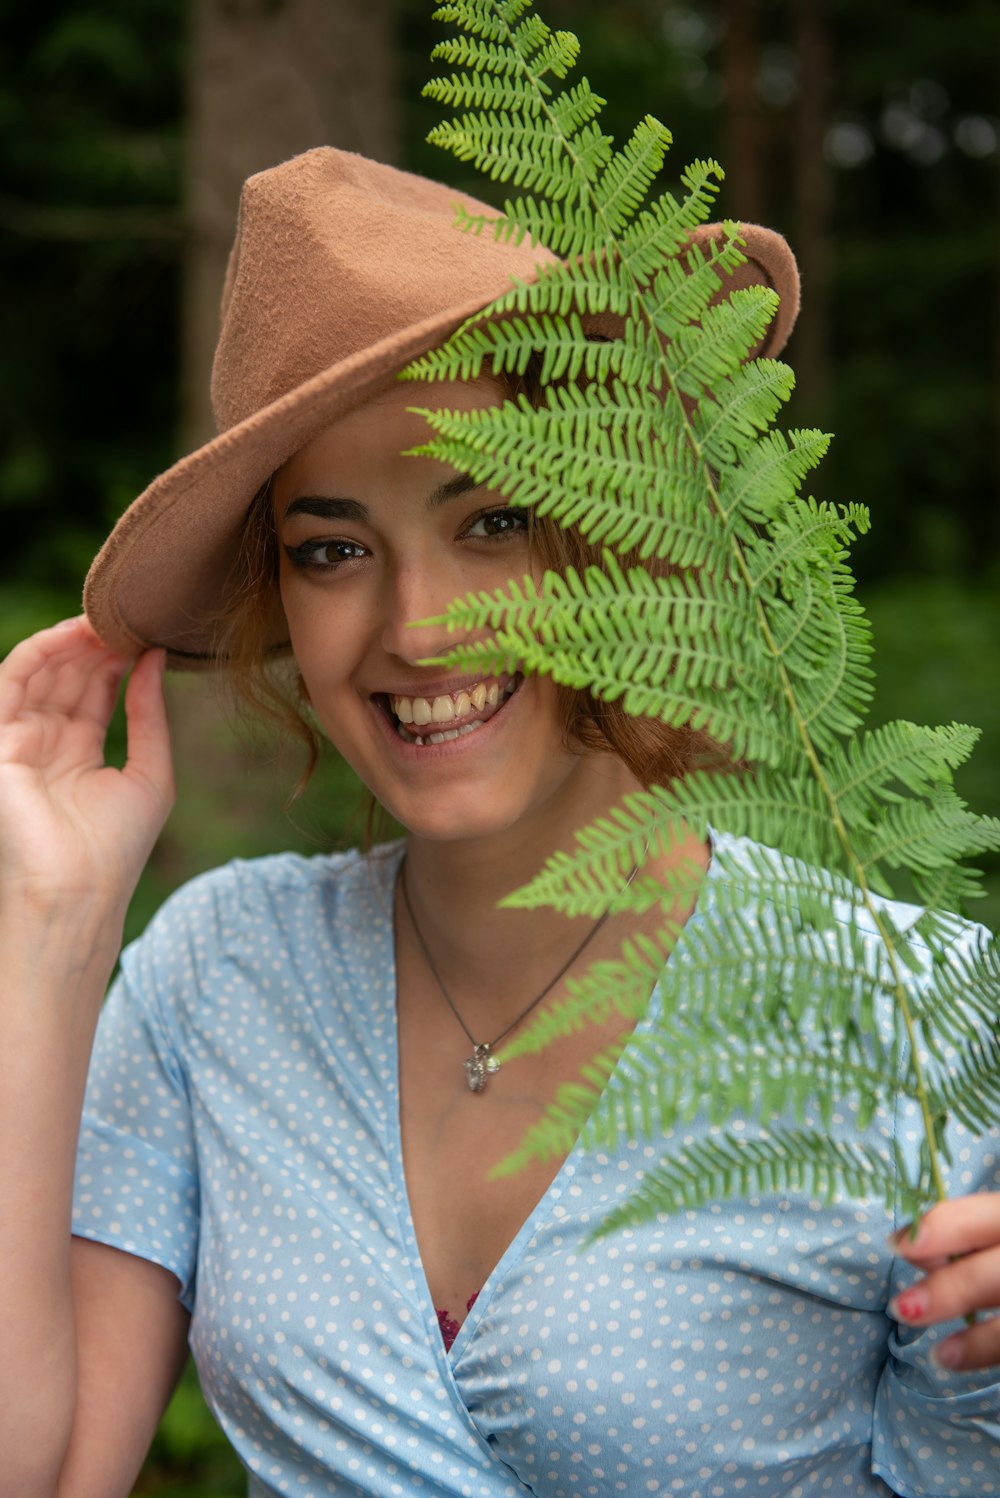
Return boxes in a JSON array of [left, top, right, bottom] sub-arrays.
[[376, 838, 718, 1373]]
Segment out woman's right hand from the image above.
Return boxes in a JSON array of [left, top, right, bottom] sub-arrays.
[[0, 616, 174, 921]]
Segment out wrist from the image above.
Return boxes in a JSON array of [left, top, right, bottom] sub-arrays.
[[0, 893, 125, 974]]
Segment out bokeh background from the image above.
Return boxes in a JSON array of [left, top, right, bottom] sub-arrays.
[[2, 1, 998, 1490]]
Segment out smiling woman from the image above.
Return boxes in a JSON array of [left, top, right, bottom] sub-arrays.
[[270, 379, 603, 846], [1, 120, 999, 1498], [219, 369, 720, 801]]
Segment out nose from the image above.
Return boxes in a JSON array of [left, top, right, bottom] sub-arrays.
[[379, 558, 465, 665]]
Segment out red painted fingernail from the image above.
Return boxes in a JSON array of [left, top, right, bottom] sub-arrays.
[[890, 1289, 928, 1323]]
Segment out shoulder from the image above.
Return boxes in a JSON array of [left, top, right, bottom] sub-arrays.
[[707, 827, 987, 954], [120, 840, 404, 982], [701, 828, 993, 1039]]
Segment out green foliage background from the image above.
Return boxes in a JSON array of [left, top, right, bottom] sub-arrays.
[[1, 1, 997, 1492]]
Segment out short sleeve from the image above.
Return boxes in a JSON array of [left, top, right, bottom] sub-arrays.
[[71, 913, 201, 1311]]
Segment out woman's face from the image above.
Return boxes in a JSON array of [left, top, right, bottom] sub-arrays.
[[273, 380, 630, 846]]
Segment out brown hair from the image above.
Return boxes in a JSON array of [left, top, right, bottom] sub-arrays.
[[212, 363, 721, 794]]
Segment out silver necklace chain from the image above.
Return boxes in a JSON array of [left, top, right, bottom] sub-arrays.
[[399, 856, 639, 1093]]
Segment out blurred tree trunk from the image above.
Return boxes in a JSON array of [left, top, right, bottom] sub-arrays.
[[721, 0, 762, 221], [161, 0, 398, 887], [791, 0, 833, 419], [181, 0, 399, 451]]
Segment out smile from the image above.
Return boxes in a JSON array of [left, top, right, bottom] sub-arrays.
[[384, 675, 521, 745]]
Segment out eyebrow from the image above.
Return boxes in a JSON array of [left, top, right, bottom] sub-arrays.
[[281, 472, 480, 525]]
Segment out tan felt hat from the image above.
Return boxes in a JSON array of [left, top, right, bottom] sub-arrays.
[[83, 147, 800, 668]]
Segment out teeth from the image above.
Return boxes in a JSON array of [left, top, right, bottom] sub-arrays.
[[396, 718, 486, 745], [388, 678, 518, 728]]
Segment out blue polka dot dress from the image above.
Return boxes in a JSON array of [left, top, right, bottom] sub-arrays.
[[72, 834, 1000, 1496]]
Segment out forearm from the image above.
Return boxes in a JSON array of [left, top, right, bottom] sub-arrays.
[[0, 903, 123, 1497]]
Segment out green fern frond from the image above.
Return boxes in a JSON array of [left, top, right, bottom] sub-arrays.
[[913, 860, 991, 916], [585, 1024, 897, 1149], [424, 630, 797, 765], [412, 386, 751, 570], [859, 793, 1000, 878], [589, 1131, 912, 1238], [912, 930, 1000, 1048], [745, 498, 870, 593], [931, 1029, 1000, 1135], [765, 575, 875, 750], [669, 287, 780, 394], [427, 114, 611, 198], [497, 794, 696, 916], [500, 637, 794, 766], [499, 932, 678, 1061], [498, 1015, 902, 1180], [488, 1038, 627, 1174], [428, 34, 536, 80], [500, 774, 839, 920], [617, 159, 724, 278], [831, 721, 981, 812], [591, 117, 673, 235], [696, 359, 797, 462], [716, 428, 833, 524], [417, 559, 759, 673], [414, 0, 998, 1231], [424, 72, 553, 115], [426, 8, 613, 199], [432, 2, 519, 39], [431, 2, 568, 57]]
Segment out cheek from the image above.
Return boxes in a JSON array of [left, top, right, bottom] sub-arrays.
[[281, 574, 363, 670]]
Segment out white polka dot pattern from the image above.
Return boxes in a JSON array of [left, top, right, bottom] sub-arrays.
[[71, 836, 1000, 1497]]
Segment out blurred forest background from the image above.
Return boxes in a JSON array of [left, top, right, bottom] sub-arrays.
[[2, 0, 998, 1491]]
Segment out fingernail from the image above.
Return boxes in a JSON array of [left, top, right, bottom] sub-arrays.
[[932, 1337, 963, 1370], [887, 1221, 925, 1253], [889, 1288, 928, 1323]]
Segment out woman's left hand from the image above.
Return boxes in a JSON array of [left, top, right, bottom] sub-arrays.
[[889, 1194, 1000, 1370]]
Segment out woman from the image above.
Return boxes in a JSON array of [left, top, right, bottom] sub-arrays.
[[1, 148, 998, 1498]]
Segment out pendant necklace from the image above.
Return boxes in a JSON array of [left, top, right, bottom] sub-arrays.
[[399, 857, 640, 1093]]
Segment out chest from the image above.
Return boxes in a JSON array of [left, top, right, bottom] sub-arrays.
[[395, 950, 637, 1327]]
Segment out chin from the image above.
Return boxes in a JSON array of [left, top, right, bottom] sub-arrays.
[[377, 794, 528, 847]]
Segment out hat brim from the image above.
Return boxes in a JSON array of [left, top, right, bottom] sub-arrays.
[[84, 224, 799, 668]]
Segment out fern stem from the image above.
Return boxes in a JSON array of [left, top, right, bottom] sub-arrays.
[[748, 599, 949, 1206]]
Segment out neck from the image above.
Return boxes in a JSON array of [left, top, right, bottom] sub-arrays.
[[395, 756, 707, 1024], [401, 747, 637, 927]]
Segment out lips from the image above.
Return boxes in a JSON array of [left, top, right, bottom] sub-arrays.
[[380, 674, 521, 745]]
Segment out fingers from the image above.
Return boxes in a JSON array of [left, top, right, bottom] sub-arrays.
[[890, 1244, 1000, 1325], [889, 1197, 1000, 1371], [121, 649, 175, 807], [934, 1314, 1000, 1373], [891, 1196, 1000, 1265], [0, 618, 131, 725]]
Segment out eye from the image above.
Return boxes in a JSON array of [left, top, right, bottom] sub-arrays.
[[463, 507, 529, 541], [283, 538, 368, 572]]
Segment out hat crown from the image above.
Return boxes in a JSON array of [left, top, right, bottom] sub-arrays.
[[85, 145, 799, 666], [211, 148, 553, 434]]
